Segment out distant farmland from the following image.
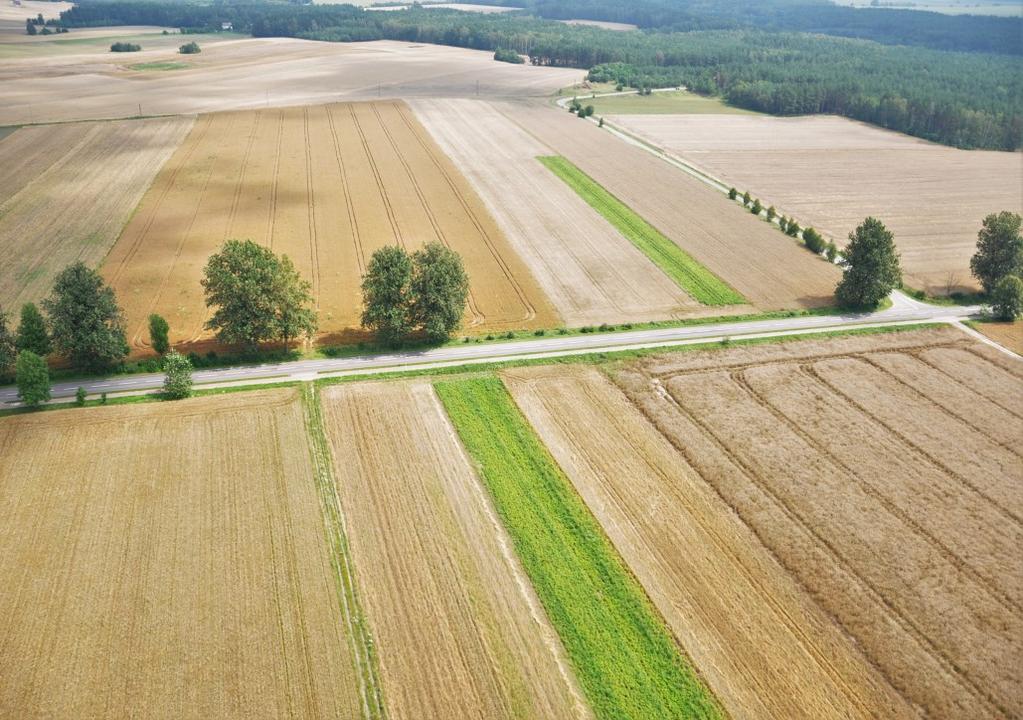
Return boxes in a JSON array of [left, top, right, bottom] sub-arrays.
[[103, 100, 557, 352]]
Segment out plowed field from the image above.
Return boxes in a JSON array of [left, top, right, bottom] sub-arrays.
[[611, 114, 1023, 293], [613, 326, 1023, 718], [0, 390, 363, 719], [320, 382, 589, 720], [0, 117, 193, 311], [103, 101, 556, 352], [413, 98, 703, 326]]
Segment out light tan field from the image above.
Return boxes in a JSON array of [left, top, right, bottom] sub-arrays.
[[976, 320, 1022, 354], [104, 100, 556, 352], [320, 381, 591, 720], [0, 38, 584, 125], [505, 103, 841, 309], [0, 390, 363, 719], [611, 114, 1023, 293], [0, 0, 72, 25], [0, 116, 193, 312], [0, 27, 241, 61], [505, 364, 916, 720], [612, 326, 1023, 718], [413, 98, 706, 325]]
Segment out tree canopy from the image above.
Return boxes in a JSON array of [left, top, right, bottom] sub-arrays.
[[361, 245, 414, 348], [17, 302, 51, 357], [16, 351, 50, 408], [42, 262, 128, 372], [201, 239, 317, 350], [0, 308, 15, 380], [990, 275, 1023, 322], [970, 211, 1023, 295], [411, 242, 470, 343], [148, 313, 170, 354], [835, 217, 902, 310], [162, 350, 194, 399]]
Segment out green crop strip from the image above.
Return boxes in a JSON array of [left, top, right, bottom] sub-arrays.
[[434, 376, 723, 720], [538, 155, 745, 306]]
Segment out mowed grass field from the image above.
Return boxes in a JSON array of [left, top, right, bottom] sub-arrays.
[[0, 390, 365, 718], [0, 117, 193, 311], [612, 327, 1023, 718], [103, 100, 557, 352]]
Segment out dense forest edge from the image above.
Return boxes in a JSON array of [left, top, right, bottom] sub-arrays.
[[59, 1, 1023, 150]]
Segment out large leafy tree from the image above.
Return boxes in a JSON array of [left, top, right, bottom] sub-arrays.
[[411, 242, 470, 343], [43, 262, 128, 372], [162, 350, 193, 400], [16, 351, 50, 408], [16, 302, 51, 357], [835, 217, 902, 310], [970, 211, 1022, 295], [991, 275, 1023, 321], [202, 240, 317, 351], [361, 245, 414, 348], [0, 307, 15, 379]]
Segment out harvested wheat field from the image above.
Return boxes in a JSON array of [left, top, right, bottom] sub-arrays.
[[104, 100, 556, 352], [975, 320, 1023, 355], [320, 381, 590, 720], [0, 390, 363, 719], [413, 98, 706, 326], [611, 114, 1023, 293], [0, 117, 193, 311], [608, 326, 1022, 718], [0, 39, 584, 125], [504, 103, 840, 309]]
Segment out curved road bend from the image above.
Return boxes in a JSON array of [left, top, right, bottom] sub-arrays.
[[0, 293, 988, 405]]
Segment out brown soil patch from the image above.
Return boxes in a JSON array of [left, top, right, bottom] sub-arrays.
[[502, 103, 840, 310], [0, 390, 363, 719], [0, 116, 193, 311], [320, 381, 590, 720], [413, 98, 708, 326], [103, 101, 557, 353], [504, 364, 915, 720], [616, 326, 1023, 718], [612, 114, 1023, 293]]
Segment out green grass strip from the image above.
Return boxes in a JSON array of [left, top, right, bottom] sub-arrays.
[[434, 376, 723, 720], [538, 155, 745, 306]]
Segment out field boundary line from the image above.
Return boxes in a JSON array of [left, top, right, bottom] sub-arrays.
[[265, 110, 284, 251], [300, 384, 387, 720], [303, 108, 321, 307], [350, 104, 405, 250], [326, 105, 366, 272]]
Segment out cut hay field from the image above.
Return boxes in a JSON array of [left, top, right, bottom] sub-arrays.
[[0, 116, 194, 312], [587, 90, 757, 116], [611, 114, 1023, 293], [412, 98, 703, 326], [610, 326, 1023, 718], [0, 39, 584, 125], [505, 103, 841, 310], [320, 381, 591, 720], [0, 389, 364, 718], [103, 100, 556, 352]]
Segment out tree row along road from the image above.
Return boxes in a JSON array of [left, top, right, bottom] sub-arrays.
[[0, 293, 993, 405]]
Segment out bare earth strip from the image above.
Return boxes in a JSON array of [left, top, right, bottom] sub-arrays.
[[611, 114, 1023, 293], [320, 382, 590, 720], [617, 327, 1023, 718], [103, 101, 557, 353], [0, 116, 193, 311], [0, 390, 362, 719], [504, 365, 914, 720], [413, 98, 702, 326], [503, 103, 840, 310]]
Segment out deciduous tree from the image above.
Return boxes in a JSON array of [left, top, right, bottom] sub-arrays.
[[970, 211, 1022, 295], [148, 313, 170, 354], [43, 262, 128, 372], [411, 242, 470, 343], [16, 302, 51, 357], [835, 217, 902, 309], [0, 307, 15, 379], [361, 245, 413, 347], [162, 350, 193, 399], [990, 275, 1023, 321], [16, 351, 50, 408]]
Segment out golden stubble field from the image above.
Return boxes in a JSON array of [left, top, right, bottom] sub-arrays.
[[503, 326, 1023, 719], [611, 114, 1023, 293], [320, 381, 591, 720], [0, 116, 194, 312], [0, 390, 364, 719], [103, 100, 557, 352]]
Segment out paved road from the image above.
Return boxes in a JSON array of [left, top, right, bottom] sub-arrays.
[[0, 293, 983, 405]]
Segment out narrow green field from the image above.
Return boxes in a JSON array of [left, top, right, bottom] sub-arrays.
[[434, 376, 723, 720], [539, 155, 745, 306], [130, 61, 187, 71]]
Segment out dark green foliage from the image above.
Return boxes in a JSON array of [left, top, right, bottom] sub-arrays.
[[410, 242, 470, 343], [179, 41, 201, 54], [835, 217, 902, 310], [990, 275, 1023, 321], [0, 308, 15, 380], [970, 211, 1023, 295], [110, 42, 141, 52], [786, 220, 801, 238], [494, 47, 523, 63], [728, 187, 737, 200], [361, 245, 414, 348], [148, 313, 170, 354], [766, 205, 776, 221], [803, 227, 826, 254], [162, 350, 193, 399], [598, 116, 604, 127], [741, 190, 751, 206], [750, 198, 762, 215], [75, 386, 87, 407], [826, 242, 839, 263], [202, 239, 317, 350], [583, 104, 595, 117], [43, 262, 128, 372], [16, 302, 51, 357], [26, 19, 36, 35], [16, 351, 50, 408], [778, 216, 788, 232]]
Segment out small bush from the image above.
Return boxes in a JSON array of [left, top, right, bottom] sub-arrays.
[[825, 242, 839, 262], [580, 326, 594, 333], [110, 42, 141, 52], [557, 328, 569, 335], [179, 41, 201, 54], [742, 191, 752, 207], [101, 392, 108, 404], [803, 227, 826, 254], [728, 187, 737, 201], [494, 47, 524, 64], [503, 331, 515, 339], [75, 386, 87, 407], [534, 329, 546, 336], [786, 220, 801, 238], [598, 117, 604, 127], [766, 206, 777, 221], [750, 199, 762, 215]]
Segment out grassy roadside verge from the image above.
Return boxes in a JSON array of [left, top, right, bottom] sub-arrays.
[[538, 155, 745, 306], [434, 376, 723, 720]]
